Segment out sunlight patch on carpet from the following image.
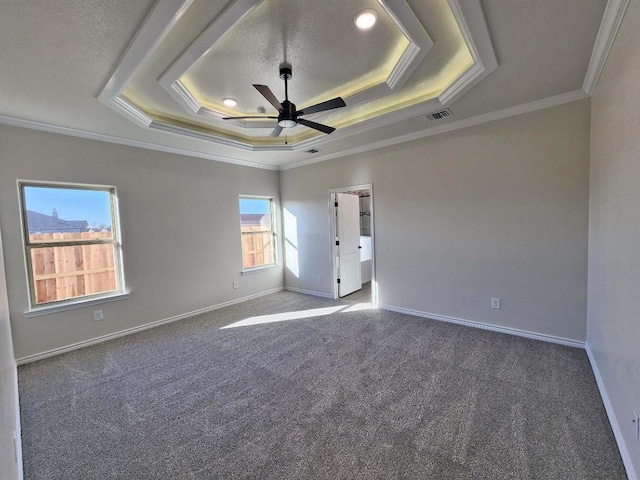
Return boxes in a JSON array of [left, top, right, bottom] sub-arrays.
[[221, 305, 347, 329]]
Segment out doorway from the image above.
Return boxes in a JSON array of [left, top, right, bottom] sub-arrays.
[[329, 184, 376, 306]]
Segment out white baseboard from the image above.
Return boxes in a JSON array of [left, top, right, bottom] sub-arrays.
[[586, 345, 638, 480], [379, 304, 586, 349], [12, 360, 24, 480], [284, 286, 333, 299], [16, 287, 284, 365]]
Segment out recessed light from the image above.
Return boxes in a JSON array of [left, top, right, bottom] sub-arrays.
[[222, 98, 237, 107], [354, 9, 377, 30]]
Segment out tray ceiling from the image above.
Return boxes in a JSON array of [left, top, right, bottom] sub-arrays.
[[0, 0, 619, 169], [100, 0, 489, 150]]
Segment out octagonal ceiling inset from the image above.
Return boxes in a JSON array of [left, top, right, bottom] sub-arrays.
[[99, 0, 497, 151], [183, 0, 410, 116]]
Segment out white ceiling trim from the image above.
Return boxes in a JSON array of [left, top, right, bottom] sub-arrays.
[[171, 80, 201, 114], [440, 0, 497, 105], [7, 0, 623, 171], [0, 89, 588, 172], [0, 114, 278, 171], [375, 0, 433, 90], [157, 0, 263, 114], [179, 0, 496, 153], [287, 0, 499, 154], [582, 0, 630, 95], [98, 0, 194, 116], [149, 121, 290, 152], [112, 96, 153, 127], [98, 0, 494, 150], [289, 0, 501, 153], [280, 90, 589, 171], [159, 0, 433, 122]]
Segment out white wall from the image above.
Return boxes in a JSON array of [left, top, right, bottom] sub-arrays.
[[0, 227, 22, 479], [281, 100, 591, 342], [0, 125, 283, 359], [588, 0, 640, 476]]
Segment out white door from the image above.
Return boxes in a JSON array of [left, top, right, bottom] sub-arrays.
[[336, 193, 362, 297]]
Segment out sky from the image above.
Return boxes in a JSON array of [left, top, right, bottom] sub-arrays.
[[239, 197, 270, 214], [24, 189, 268, 226], [24, 186, 113, 227]]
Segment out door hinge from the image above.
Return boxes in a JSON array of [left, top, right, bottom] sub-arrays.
[[337, 278, 341, 284], [336, 240, 339, 246], [334, 202, 338, 207]]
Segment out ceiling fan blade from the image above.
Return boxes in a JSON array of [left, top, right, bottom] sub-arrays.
[[253, 84, 283, 111], [297, 118, 336, 134], [269, 125, 284, 137], [222, 116, 278, 120], [298, 97, 346, 116]]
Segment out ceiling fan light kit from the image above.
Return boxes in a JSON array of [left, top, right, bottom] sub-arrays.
[[222, 64, 346, 138]]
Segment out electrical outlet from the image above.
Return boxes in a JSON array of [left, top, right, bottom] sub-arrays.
[[93, 310, 103, 321], [491, 298, 501, 309], [317, 274, 322, 283], [633, 411, 639, 441], [233, 281, 239, 289]]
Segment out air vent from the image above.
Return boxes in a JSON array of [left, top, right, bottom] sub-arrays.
[[424, 109, 452, 121], [303, 148, 321, 154]]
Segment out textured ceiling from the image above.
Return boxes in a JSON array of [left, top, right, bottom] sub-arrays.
[[0, 0, 611, 168]]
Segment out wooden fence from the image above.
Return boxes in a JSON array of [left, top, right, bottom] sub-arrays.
[[241, 227, 274, 269], [29, 228, 274, 304], [29, 231, 116, 305]]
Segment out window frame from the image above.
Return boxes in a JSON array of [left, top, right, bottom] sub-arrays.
[[19, 180, 125, 309], [239, 195, 278, 272]]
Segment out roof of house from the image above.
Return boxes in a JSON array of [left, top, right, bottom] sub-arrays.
[[240, 213, 269, 227], [26, 210, 88, 234]]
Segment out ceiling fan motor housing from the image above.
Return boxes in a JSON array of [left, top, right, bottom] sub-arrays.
[[278, 100, 297, 128]]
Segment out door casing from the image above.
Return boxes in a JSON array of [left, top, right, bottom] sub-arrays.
[[328, 184, 377, 306]]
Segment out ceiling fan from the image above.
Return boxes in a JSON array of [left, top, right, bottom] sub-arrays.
[[222, 63, 346, 137]]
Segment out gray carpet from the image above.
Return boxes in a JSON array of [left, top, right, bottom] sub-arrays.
[[18, 291, 626, 479]]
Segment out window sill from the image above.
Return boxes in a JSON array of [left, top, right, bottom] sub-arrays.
[[241, 264, 280, 275], [24, 292, 130, 318]]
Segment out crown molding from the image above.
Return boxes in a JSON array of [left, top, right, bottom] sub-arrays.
[[440, 0, 498, 105], [583, 0, 630, 95], [440, 64, 483, 106], [290, 97, 444, 152], [99, 0, 490, 150], [0, 114, 278, 170], [0, 90, 588, 173], [149, 121, 293, 153], [280, 90, 589, 170], [172, 80, 200, 114], [110, 96, 153, 127], [159, 0, 433, 130], [380, 0, 433, 90]]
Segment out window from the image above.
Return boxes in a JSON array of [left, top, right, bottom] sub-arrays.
[[19, 182, 124, 307], [239, 196, 276, 270]]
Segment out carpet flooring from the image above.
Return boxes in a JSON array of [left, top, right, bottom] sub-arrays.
[[18, 291, 626, 479]]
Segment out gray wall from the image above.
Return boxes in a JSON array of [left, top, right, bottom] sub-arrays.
[[588, 0, 640, 475], [0, 227, 21, 479], [281, 100, 591, 342], [0, 125, 282, 359]]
